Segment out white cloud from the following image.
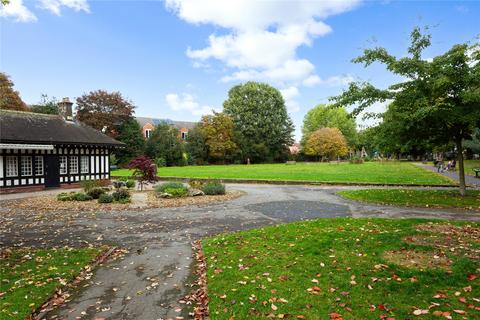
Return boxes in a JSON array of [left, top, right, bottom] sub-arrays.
[[0, 0, 37, 22], [280, 86, 301, 113], [38, 0, 90, 15], [165, 93, 220, 116]]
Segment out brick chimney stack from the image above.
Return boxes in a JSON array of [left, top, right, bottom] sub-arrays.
[[58, 97, 74, 122]]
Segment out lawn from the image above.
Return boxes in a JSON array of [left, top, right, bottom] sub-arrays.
[[338, 189, 480, 210], [0, 247, 103, 320], [112, 162, 455, 186], [462, 160, 480, 177], [203, 218, 480, 319]]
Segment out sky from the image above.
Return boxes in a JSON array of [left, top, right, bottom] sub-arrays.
[[1, 0, 479, 141]]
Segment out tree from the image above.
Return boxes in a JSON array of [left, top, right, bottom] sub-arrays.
[[200, 112, 237, 163], [302, 104, 357, 147], [76, 90, 135, 137], [145, 122, 185, 166], [223, 81, 294, 162], [331, 27, 480, 196], [0, 72, 29, 111], [128, 156, 157, 190], [186, 124, 208, 165], [304, 127, 348, 161], [114, 118, 145, 166], [31, 94, 59, 115]]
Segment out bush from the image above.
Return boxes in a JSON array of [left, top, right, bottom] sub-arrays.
[[189, 180, 205, 190], [201, 181, 226, 195], [155, 182, 186, 193], [98, 194, 114, 203], [116, 197, 131, 204], [72, 192, 93, 201], [126, 180, 136, 189], [163, 187, 188, 198], [112, 189, 130, 201], [155, 157, 167, 168], [57, 192, 74, 201], [81, 180, 99, 192], [87, 187, 106, 199]]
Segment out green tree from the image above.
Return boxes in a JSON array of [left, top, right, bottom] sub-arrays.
[[302, 104, 357, 147], [223, 81, 294, 163], [76, 90, 135, 137], [200, 112, 237, 163], [331, 27, 480, 195], [145, 122, 184, 166], [304, 127, 348, 161], [186, 124, 208, 165], [31, 94, 59, 115], [0, 72, 29, 111], [114, 118, 145, 166]]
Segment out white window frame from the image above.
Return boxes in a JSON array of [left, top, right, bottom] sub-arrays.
[[35, 156, 44, 176], [6, 156, 18, 177], [59, 156, 67, 174], [145, 129, 152, 138], [181, 131, 188, 140], [69, 156, 79, 174], [21, 156, 32, 176], [80, 156, 89, 173]]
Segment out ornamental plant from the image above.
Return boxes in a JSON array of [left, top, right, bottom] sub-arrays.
[[127, 155, 158, 190]]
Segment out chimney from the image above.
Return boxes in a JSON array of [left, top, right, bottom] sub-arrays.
[[58, 97, 74, 122]]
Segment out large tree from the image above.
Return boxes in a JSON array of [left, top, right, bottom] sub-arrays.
[[223, 81, 294, 163], [304, 127, 348, 161], [145, 122, 185, 166], [200, 112, 237, 163], [331, 27, 480, 196], [31, 94, 59, 115], [186, 124, 208, 165], [114, 118, 145, 166], [302, 104, 358, 147], [0, 72, 29, 111], [76, 90, 135, 137]]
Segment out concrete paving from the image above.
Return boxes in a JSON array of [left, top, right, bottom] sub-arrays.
[[1, 183, 479, 320]]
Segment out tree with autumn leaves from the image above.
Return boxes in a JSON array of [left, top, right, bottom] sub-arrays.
[[200, 112, 237, 163], [0, 72, 29, 111], [304, 128, 348, 161]]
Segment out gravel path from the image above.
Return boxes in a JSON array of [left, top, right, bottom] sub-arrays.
[[1, 183, 478, 320]]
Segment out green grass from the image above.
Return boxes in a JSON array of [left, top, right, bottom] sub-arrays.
[[203, 218, 480, 320], [462, 160, 480, 177], [112, 162, 454, 186], [0, 247, 103, 320], [338, 189, 480, 210]]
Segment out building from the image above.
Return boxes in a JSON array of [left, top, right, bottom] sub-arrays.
[[136, 117, 196, 140], [0, 98, 124, 193]]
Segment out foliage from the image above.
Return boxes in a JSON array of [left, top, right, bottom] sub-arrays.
[[98, 194, 114, 203], [81, 180, 102, 192], [349, 157, 364, 164], [338, 189, 480, 210], [86, 187, 106, 199], [127, 155, 157, 190], [125, 180, 135, 189], [223, 81, 294, 162], [145, 122, 185, 166], [186, 124, 208, 165], [30, 94, 59, 115], [114, 118, 145, 166], [155, 181, 186, 193], [72, 192, 93, 201], [155, 157, 167, 168], [302, 104, 357, 147], [163, 187, 189, 197], [330, 27, 480, 195], [112, 189, 130, 201], [189, 179, 205, 190], [57, 192, 74, 201], [464, 128, 480, 154], [0, 247, 101, 320], [304, 127, 349, 160], [76, 90, 135, 137], [203, 218, 479, 319], [0, 72, 29, 111], [201, 180, 226, 195], [200, 112, 237, 162]]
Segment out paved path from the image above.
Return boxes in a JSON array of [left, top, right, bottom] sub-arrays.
[[415, 163, 480, 188], [1, 184, 478, 320]]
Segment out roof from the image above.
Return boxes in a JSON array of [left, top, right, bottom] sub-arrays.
[[0, 110, 125, 147], [136, 117, 196, 130]]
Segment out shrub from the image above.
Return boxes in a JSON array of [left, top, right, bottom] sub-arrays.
[[72, 192, 93, 201], [126, 180, 136, 189], [87, 187, 106, 199], [98, 194, 114, 203], [57, 192, 74, 201], [163, 187, 188, 198], [201, 181, 226, 195], [155, 157, 167, 168], [189, 180, 205, 190], [116, 197, 131, 204], [155, 182, 186, 193], [81, 180, 99, 192], [112, 189, 130, 201]]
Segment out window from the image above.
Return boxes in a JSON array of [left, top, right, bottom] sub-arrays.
[[59, 156, 67, 174], [70, 156, 78, 174], [6, 156, 18, 177], [35, 156, 44, 176], [145, 129, 152, 138], [21, 156, 32, 176], [181, 131, 188, 140], [81, 156, 89, 173]]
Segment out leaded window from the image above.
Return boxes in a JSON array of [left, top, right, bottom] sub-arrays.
[[59, 156, 67, 174], [6, 156, 18, 177], [70, 156, 78, 174], [80, 156, 89, 173], [35, 156, 44, 175], [21, 156, 32, 176]]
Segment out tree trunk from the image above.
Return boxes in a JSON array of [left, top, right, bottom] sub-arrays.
[[455, 136, 466, 196]]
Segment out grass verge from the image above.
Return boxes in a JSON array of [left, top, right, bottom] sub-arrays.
[[338, 189, 480, 210], [0, 247, 103, 320], [203, 218, 479, 319], [112, 162, 454, 186]]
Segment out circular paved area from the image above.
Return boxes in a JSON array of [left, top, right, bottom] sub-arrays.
[[1, 183, 479, 320]]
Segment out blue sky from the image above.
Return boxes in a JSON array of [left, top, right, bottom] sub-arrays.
[[1, 0, 479, 140]]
